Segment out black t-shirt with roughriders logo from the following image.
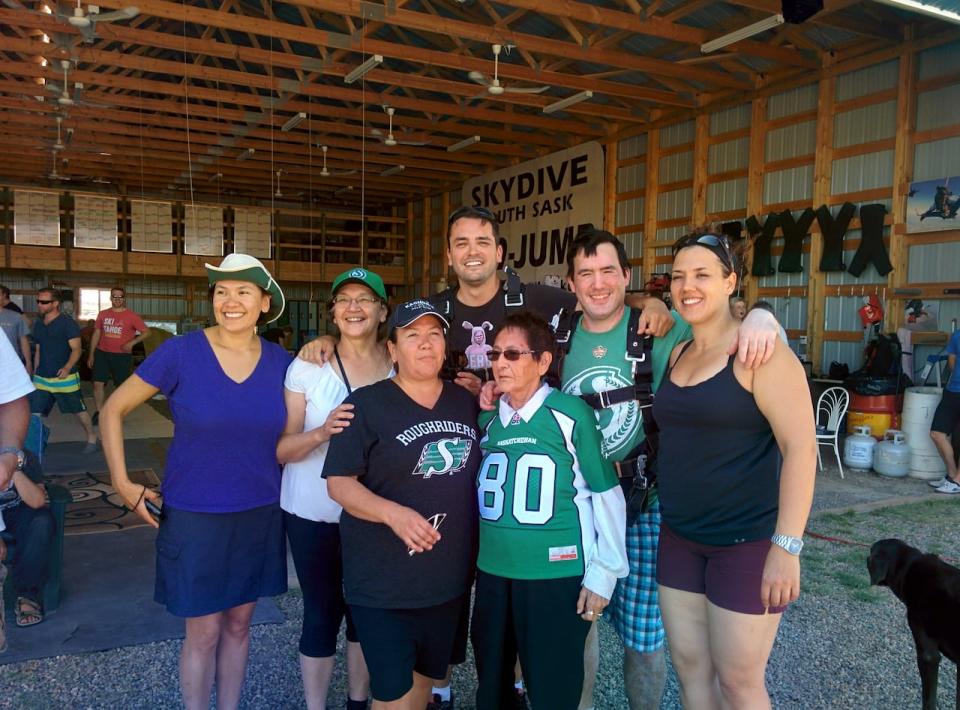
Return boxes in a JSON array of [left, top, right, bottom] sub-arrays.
[[429, 282, 577, 375], [322, 378, 481, 609]]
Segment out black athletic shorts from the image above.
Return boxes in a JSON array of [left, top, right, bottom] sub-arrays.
[[92, 350, 133, 385], [350, 594, 466, 702], [932, 390, 960, 434]]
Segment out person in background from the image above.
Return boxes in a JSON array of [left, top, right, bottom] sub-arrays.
[[88, 287, 150, 424], [654, 232, 816, 707], [729, 296, 747, 321], [277, 268, 392, 710], [29, 287, 97, 453], [263, 325, 293, 349], [929, 328, 960, 494], [0, 303, 31, 375], [472, 312, 627, 710], [323, 300, 481, 710], [101, 254, 290, 710], [750, 301, 789, 344], [0, 436, 54, 629], [1, 285, 23, 314], [0, 334, 34, 653]]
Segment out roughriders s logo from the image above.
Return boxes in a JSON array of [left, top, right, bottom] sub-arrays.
[[563, 366, 639, 458], [413, 438, 473, 478]]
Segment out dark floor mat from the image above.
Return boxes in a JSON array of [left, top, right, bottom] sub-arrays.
[[0, 526, 284, 664]]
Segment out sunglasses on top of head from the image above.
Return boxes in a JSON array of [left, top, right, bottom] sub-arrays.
[[448, 205, 498, 227], [672, 233, 734, 271]]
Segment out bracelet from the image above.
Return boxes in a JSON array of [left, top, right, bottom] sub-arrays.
[[129, 485, 146, 511]]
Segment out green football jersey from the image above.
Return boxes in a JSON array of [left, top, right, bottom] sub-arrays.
[[561, 308, 691, 460], [477, 387, 618, 580]]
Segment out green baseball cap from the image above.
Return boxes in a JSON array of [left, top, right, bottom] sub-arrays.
[[331, 267, 387, 302]]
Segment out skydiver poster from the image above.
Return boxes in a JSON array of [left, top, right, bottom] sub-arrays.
[[906, 176, 960, 233]]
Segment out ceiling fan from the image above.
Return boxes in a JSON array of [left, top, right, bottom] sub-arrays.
[[44, 60, 81, 107], [62, 1, 140, 41], [318, 145, 358, 177], [468, 44, 550, 96], [371, 106, 431, 147]]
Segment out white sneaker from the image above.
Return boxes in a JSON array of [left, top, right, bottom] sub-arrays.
[[928, 477, 948, 488], [934, 480, 960, 494]]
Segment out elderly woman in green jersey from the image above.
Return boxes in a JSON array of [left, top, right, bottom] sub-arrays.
[[471, 312, 628, 710]]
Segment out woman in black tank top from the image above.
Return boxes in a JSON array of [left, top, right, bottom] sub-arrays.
[[653, 233, 816, 708]]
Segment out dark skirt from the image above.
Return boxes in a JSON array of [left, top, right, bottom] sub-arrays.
[[155, 503, 287, 618]]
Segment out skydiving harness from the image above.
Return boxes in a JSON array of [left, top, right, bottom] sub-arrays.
[[557, 307, 659, 518], [436, 266, 526, 382]]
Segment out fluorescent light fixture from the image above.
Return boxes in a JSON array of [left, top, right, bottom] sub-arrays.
[[208, 172, 223, 182], [236, 147, 255, 161], [447, 135, 481, 153], [281, 112, 306, 132], [380, 164, 405, 177], [542, 90, 593, 115], [344, 55, 383, 84], [334, 185, 354, 196], [701, 14, 784, 53], [871, 0, 960, 24]]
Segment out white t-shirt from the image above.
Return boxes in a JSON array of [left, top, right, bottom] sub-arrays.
[[280, 357, 394, 523], [0, 332, 33, 405]]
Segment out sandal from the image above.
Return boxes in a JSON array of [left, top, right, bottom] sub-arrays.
[[15, 597, 43, 627]]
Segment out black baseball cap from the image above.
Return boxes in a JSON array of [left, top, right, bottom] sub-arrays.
[[387, 299, 450, 338]]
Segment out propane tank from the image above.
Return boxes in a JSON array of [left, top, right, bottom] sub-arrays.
[[874, 429, 910, 478], [843, 426, 876, 471]]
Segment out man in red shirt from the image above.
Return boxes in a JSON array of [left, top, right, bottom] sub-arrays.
[[87, 287, 149, 422]]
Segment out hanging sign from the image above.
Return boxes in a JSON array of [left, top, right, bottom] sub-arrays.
[[461, 141, 605, 283]]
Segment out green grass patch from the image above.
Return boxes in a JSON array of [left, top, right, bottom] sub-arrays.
[[802, 498, 960, 604]]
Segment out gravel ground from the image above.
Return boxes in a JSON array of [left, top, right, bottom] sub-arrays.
[[2, 459, 957, 709]]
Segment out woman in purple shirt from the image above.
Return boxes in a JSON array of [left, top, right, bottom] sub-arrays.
[[101, 254, 291, 710]]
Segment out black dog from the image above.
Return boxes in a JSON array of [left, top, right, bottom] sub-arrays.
[[868, 538, 960, 709]]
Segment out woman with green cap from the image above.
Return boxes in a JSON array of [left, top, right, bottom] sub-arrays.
[[276, 267, 393, 710], [101, 253, 291, 710]]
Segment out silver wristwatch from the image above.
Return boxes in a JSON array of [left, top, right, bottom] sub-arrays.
[[0, 447, 26, 471], [771, 533, 804, 556]]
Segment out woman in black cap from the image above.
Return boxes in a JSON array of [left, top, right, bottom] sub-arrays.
[[102, 253, 291, 710], [323, 299, 481, 710], [277, 267, 393, 710]]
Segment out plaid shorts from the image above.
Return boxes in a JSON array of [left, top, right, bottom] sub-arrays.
[[606, 508, 665, 653]]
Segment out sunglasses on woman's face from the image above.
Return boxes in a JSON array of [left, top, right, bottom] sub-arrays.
[[672, 233, 734, 272], [487, 349, 539, 362]]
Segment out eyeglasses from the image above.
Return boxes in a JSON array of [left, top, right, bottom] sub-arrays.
[[332, 295, 379, 307], [672, 233, 734, 272], [36, 299, 54, 305], [487, 349, 539, 362], [408, 513, 446, 557], [111, 295, 125, 300]]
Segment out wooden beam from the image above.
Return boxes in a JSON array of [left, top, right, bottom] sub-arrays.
[[887, 42, 916, 333], [808, 66, 835, 372], [642, 128, 660, 284], [744, 96, 767, 307], [691, 113, 709, 227], [604, 140, 618, 232]]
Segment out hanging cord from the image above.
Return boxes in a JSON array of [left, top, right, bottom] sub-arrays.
[[307, 97, 315, 301], [360, 15, 366, 257], [181, 9, 197, 257]]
